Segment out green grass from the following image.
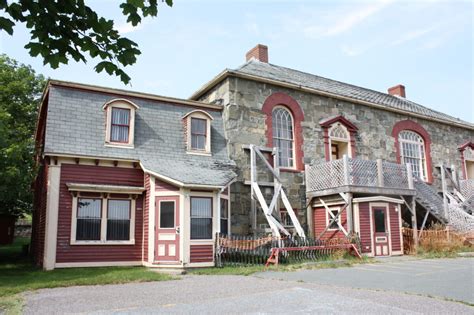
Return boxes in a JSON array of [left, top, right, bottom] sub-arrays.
[[0, 237, 175, 314], [189, 255, 372, 276]]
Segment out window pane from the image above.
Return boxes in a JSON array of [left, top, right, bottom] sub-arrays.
[[107, 200, 131, 241], [374, 210, 386, 233], [112, 108, 130, 125], [272, 107, 294, 168], [191, 198, 212, 217], [76, 199, 101, 241], [111, 125, 129, 142], [191, 218, 212, 239], [220, 199, 228, 219], [328, 210, 339, 229], [160, 201, 175, 228], [191, 118, 206, 134], [191, 197, 212, 239], [220, 219, 228, 235]]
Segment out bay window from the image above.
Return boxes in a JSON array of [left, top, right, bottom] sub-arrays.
[[71, 193, 136, 245], [220, 198, 229, 235]]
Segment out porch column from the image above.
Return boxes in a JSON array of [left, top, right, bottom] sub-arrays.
[[347, 192, 353, 233], [43, 164, 61, 270]]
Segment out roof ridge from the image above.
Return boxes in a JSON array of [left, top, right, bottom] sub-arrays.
[[236, 60, 473, 127]]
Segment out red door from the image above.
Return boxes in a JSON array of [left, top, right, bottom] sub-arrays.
[[155, 196, 180, 263], [373, 207, 390, 256]]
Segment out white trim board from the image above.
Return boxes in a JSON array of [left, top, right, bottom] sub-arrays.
[[353, 196, 404, 204]]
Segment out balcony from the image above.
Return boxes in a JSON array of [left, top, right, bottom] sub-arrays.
[[305, 156, 416, 198]]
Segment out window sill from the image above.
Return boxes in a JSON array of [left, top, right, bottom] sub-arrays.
[[70, 240, 135, 245], [105, 142, 134, 149], [186, 150, 212, 156], [190, 239, 213, 243]]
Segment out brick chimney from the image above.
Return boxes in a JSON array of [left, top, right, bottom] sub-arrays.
[[246, 44, 268, 63], [388, 84, 406, 98]]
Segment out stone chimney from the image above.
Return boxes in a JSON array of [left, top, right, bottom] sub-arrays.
[[388, 84, 406, 98], [246, 44, 268, 63]]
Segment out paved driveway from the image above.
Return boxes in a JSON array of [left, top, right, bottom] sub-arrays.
[[23, 259, 474, 315], [257, 257, 474, 304]]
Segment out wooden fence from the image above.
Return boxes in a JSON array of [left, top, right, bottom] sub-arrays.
[[215, 234, 360, 267], [402, 227, 468, 254]]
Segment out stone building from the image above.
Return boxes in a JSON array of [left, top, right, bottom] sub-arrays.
[[191, 45, 474, 253]]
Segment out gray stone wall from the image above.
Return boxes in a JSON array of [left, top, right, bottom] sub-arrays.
[[200, 76, 474, 235]]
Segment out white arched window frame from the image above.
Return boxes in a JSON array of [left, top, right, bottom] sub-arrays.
[[272, 106, 295, 168], [399, 130, 428, 181], [103, 99, 139, 148], [183, 110, 213, 155], [328, 123, 351, 160]]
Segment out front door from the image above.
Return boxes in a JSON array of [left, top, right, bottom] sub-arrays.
[[373, 207, 390, 256], [155, 196, 180, 263]]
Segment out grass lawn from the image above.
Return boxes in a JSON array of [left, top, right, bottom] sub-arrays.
[[189, 255, 372, 276], [0, 237, 175, 314]]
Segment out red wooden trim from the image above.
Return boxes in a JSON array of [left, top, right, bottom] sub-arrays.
[[262, 92, 305, 171], [320, 115, 358, 131], [391, 120, 433, 183], [190, 244, 213, 262]]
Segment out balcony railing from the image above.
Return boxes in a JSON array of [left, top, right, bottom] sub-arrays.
[[305, 156, 414, 195], [460, 179, 474, 199]]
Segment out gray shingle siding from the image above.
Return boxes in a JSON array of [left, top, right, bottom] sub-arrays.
[[44, 86, 236, 186]]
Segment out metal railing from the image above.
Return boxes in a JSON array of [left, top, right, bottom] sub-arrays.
[[305, 156, 413, 192]]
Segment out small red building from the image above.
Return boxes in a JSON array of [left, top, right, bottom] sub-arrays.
[[32, 81, 236, 270]]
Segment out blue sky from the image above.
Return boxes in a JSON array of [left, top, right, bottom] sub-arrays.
[[1, 0, 473, 122]]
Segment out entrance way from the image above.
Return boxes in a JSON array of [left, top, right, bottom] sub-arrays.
[[372, 206, 390, 256], [155, 196, 180, 263]]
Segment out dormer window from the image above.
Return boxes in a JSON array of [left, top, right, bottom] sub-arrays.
[[191, 118, 207, 150], [111, 108, 130, 143], [183, 110, 213, 155], [103, 99, 139, 148]]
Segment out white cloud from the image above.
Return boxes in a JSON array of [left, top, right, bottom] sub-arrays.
[[391, 27, 436, 46], [115, 22, 145, 35], [300, 0, 393, 39]]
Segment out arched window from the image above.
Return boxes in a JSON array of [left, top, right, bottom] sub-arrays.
[[329, 123, 350, 160], [103, 99, 139, 148], [272, 107, 294, 168], [399, 130, 428, 181]]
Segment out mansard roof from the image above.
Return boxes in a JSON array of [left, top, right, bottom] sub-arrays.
[[39, 80, 236, 188], [191, 60, 473, 130]]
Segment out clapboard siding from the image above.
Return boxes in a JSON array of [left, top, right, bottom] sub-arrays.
[[358, 202, 372, 254], [156, 179, 179, 192], [56, 164, 145, 263], [389, 203, 401, 251], [190, 245, 213, 263], [32, 162, 48, 267], [313, 206, 347, 240]]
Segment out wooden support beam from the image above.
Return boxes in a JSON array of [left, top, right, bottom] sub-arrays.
[[411, 197, 419, 249], [418, 210, 430, 238], [346, 192, 353, 233]]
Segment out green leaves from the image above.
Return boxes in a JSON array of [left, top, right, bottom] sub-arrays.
[[1, 0, 173, 84], [0, 55, 46, 217], [0, 16, 14, 35]]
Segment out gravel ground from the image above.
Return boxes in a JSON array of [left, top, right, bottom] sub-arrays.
[[257, 257, 474, 304], [24, 275, 473, 314]]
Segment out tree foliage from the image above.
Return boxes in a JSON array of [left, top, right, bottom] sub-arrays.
[[0, 55, 45, 217], [0, 0, 173, 84]]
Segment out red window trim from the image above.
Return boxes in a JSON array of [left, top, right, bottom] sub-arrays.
[[392, 120, 433, 184], [458, 141, 474, 180], [262, 92, 305, 171], [110, 107, 131, 144], [320, 115, 358, 161]]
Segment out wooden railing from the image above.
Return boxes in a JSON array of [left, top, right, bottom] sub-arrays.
[[460, 179, 474, 199], [305, 156, 413, 193]]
